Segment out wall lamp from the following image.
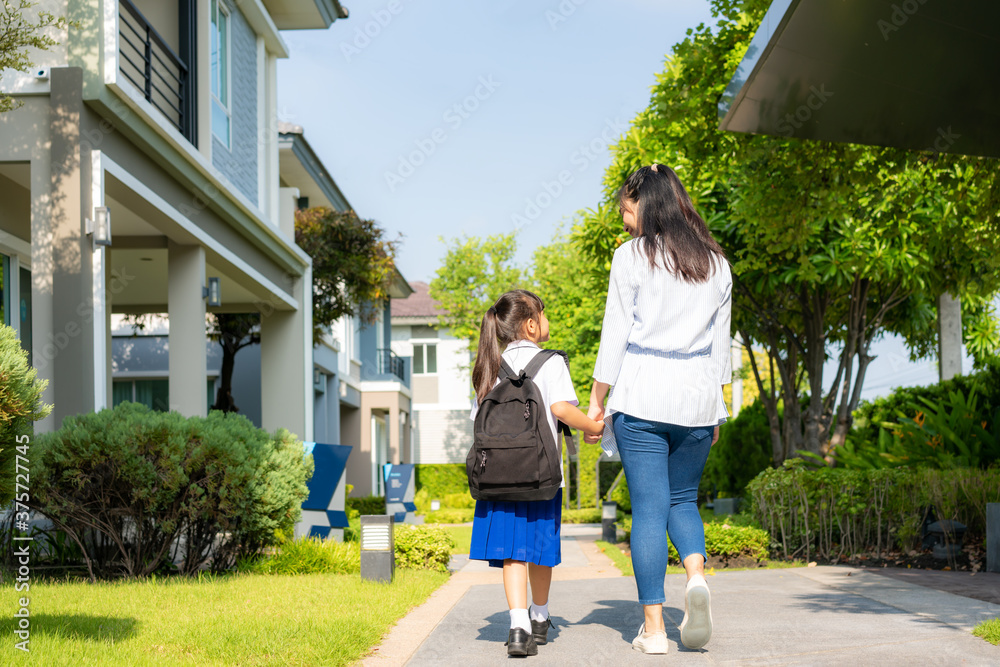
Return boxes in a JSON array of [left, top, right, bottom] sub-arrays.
[[86, 206, 112, 247], [203, 277, 221, 307]]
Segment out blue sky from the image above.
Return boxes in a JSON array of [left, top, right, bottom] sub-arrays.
[[276, 0, 716, 282], [275, 0, 988, 400]]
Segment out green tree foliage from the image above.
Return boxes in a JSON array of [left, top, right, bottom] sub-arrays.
[[295, 207, 401, 340], [574, 0, 1000, 464], [0, 1, 71, 113], [429, 233, 522, 356], [0, 324, 51, 504]]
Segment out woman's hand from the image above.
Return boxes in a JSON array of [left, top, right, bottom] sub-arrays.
[[584, 400, 605, 443], [712, 425, 720, 446]]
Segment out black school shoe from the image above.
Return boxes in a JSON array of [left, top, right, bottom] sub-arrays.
[[531, 617, 554, 645], [505, 628, 538, 656]]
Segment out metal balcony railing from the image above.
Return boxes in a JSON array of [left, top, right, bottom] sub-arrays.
[[118, 0, 195, 142], [377, 348, 405, 382]]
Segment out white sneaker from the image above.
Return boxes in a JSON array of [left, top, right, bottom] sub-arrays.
[[631, 622, 669, 654], [679, 575, 713, 649]]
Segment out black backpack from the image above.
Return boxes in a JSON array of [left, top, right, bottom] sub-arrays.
[[467, 349, 576, 503]]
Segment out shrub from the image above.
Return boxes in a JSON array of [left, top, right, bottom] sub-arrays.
[[618, 515, 769, 562], [609, 474, 631, 512], [850, 359, 1000, 452], [414, 464, 469, 499], [746, 460, 1000, 561], [0, 324, 52, 505], [831, 388, 1000, 470], [394, 524, 454, 572], [29, 404, 312, 579], [237, 536, 359, 575], [347, 495, 386, 517], [700, 400, 772, 499]]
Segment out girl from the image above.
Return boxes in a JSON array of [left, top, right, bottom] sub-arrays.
[[468, 289, 605, 657], [586, 164, 732, 655]]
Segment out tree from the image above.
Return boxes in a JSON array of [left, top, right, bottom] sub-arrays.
[[295, 207, 400, 340], [428, 233, 522, 356], [0, 1, 71, 112], [574, 0, 1000, 464]]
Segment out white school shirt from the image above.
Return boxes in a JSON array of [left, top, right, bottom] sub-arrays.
[[593, 238, 733, 456], [470, 340, 579, 486]]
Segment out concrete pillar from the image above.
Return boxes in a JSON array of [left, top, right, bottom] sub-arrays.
[[937, 292, 962, 381], [37, 67, 100, 429], [279, 186, 299, 240], [167, 242, 207, 416], [388, 407, 400, 465], [341, 405, 364, 496], [260, 266, 312, 441]]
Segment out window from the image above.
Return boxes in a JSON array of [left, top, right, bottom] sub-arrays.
[[112, 379, 170, 411], [413, 343, 437, 374], [210, 0, 231, 147]]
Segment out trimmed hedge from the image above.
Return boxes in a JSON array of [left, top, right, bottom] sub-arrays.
[[746, 460, 1000, 561], [414, 464, 468, 499], [347, 495, 386, 517], [394, 524, 455, 572], [619, 515, 769, 562]]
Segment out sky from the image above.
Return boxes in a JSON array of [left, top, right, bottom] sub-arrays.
[[274, 0, 991, 401], [275, 0, 716, 281]]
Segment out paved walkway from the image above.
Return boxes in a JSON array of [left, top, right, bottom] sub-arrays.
[[363, 525, 1000, 666]]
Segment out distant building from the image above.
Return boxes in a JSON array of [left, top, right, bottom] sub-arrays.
[[391, 282, 474, 465]]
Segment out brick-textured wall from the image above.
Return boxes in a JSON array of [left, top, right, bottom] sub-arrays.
[[212, 0, 258, 204]]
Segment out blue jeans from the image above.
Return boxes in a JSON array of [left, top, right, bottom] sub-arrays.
[[614, 412, 713, 605]]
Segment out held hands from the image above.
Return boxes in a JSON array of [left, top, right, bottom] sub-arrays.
[[584, 402, 605, 444]]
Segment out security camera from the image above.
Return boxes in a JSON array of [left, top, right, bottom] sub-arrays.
[[35, 68, 49, 80]]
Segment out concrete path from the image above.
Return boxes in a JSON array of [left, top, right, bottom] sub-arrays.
[[363, 525, 1000, 666]]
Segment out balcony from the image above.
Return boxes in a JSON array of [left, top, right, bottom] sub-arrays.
[[377, 348, 406, 383], [117, 0, 196, 143]]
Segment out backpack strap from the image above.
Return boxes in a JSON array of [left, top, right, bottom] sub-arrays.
[[522, 349, 569, 379], [498, 359, 517, 381], [522, 350, 578, 455]]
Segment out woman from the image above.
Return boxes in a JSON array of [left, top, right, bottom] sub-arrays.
[[586, 164, 732, 655]]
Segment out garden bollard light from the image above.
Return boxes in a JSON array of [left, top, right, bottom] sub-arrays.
[[927, 519, 966, 560], [430, 499, 441, 511], [987, 503, 999, 573], [360, 514, 394, 583], [602, 501, 618, 544]]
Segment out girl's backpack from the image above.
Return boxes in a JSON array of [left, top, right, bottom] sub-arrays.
[[467, 349, 572, 502]]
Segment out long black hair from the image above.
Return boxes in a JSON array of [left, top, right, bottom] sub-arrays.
[[617, 164, 727, 283], [471, 290, 544, 403]]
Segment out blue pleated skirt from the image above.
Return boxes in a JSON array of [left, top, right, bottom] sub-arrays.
[[469, 489, 562, 568]]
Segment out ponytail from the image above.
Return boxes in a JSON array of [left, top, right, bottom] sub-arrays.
[[472, 308, 503, 403], [470, 290, 545, 403]]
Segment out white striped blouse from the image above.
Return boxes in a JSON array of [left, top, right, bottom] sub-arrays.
[[593, 238, 732, 456]]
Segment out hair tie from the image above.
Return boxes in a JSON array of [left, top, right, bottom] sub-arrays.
[[487, 306, 497, 316]]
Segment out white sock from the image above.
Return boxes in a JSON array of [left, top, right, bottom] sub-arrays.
[[509, 608, 531, 632], [529, 602, 549, 622]]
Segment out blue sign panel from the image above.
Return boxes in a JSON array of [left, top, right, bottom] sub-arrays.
[[299, 442, 352, 534]]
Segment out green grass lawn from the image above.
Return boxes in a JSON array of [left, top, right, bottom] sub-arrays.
[[1, 569, 447, 666], [442, 526, 473, 554], [973, 618, 1000, 645]]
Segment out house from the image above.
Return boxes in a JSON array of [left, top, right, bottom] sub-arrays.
[[0, 0, 351, 440], [391, 281, 474, 465], [109, 119, 414, 503]]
